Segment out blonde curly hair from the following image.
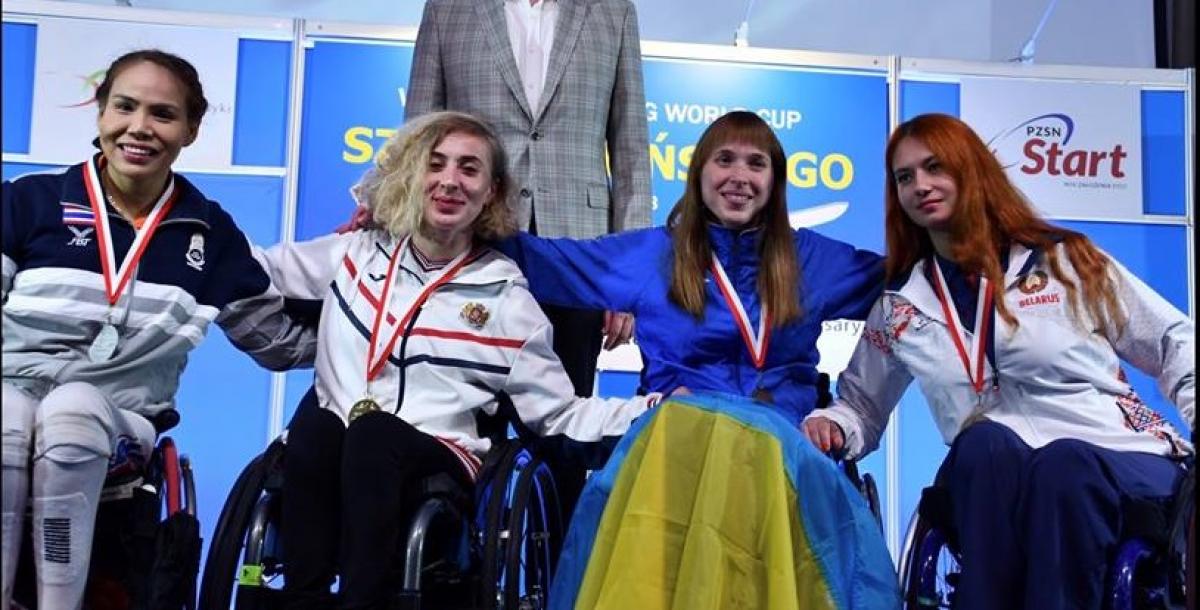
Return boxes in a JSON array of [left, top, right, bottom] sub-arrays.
[[355, 111, 516, 240]]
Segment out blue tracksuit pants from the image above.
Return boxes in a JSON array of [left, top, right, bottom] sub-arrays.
[[937, 420, 1183, 609]]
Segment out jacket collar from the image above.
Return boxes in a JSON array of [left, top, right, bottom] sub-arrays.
[[707, 223, 762, 267], [888, 242, 1041, 325], [483, 0, 588, 121], [385, 232, 522, 287], [537, 0, 586, 119], [478, 0, 534, 120], [62, 156, 212, 227]]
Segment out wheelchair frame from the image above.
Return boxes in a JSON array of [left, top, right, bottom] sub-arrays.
[[199, 434, 564, 610], [898, 464, 1195, 610]]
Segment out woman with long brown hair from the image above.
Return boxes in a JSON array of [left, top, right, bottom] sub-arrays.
[[500, 110, 884, 427], [805, 113, 1194, 608]]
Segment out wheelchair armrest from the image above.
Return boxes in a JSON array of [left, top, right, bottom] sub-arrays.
[[917, 485, 959, 551], [1122, 497, 1171, 549], [815, 372, 833, 410], [151, 409, 181, 434]]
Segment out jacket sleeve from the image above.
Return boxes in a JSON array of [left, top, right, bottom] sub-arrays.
[[1102, 253, 1195, 428], [256, 232, 353, 300], [494, 229, 654, 312], [801, 230, 885, 322], [1, 180, 25, 301], [605, 1, 653, 232], [206, 211, 321, 371], [806, 296, 914, 460], [405, 0, 446, 119], [497, 289, 660, 467]]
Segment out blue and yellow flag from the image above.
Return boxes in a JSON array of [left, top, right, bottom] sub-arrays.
[[550, 393, 899, 610]]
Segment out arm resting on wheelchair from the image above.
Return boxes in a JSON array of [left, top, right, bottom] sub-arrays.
[[803, 301, 913, 461]]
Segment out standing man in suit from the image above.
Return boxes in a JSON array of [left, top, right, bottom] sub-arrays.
[[406, 0, 653, 513]]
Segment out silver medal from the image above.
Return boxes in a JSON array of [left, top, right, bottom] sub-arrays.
[[88, 323, 119, 362]]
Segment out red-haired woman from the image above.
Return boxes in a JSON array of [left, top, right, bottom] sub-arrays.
[[805, 113, 1194, 608]]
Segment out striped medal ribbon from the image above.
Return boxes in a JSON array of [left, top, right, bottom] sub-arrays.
[[351, 235, 473, 421], [82, 155, 178, 362], [929, 258, 995, 409], [710, 254, 771, 369]]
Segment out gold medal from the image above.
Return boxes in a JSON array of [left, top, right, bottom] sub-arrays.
[[348, 398, 381, 423]]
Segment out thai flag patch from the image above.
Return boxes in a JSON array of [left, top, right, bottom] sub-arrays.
[[61, 201, 95, 226]]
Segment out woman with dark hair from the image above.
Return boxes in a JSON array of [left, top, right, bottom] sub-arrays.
[[256, 111, 660, 609], [1, 49, 313, 609], [805, 113, 1194, 608], [500, 110, 884, 427]]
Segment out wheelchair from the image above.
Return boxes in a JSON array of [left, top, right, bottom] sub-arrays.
[[12, 419, 200, 610], [898, 459, 1195, 609], [198, 400, 564, 610], [813, 372, 883, 531]]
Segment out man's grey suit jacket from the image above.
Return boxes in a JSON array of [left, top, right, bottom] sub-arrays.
[[407, 0, 653, 238]]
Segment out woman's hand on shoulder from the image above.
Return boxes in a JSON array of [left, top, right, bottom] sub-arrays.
[[602, 310, 635, 350], [335, 205, 374, 234]]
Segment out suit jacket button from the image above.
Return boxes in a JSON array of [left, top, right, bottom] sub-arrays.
[[520, 188, 532, 198], [531, 131, 541, 141]]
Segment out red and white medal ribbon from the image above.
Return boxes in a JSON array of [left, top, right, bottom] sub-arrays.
[[929, 259, 994, 399], [363, 236, 474, 384], [82, 155, 178, 307], [710, 254, 771, 369]]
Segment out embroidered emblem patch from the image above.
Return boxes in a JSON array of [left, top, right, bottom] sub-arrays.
[[1018, 270, 1048, 294], [1113, 368, 1185, 455], [107, 434, 146, 479], [866, 296, 933, 355], [460, 302, 490, 329], [67, 226, 94, 247], [186, 232, 206, 271]]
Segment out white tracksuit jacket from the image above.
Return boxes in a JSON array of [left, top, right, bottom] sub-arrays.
[[260, 230, 657, 475], [812, 243, 1194, 460]]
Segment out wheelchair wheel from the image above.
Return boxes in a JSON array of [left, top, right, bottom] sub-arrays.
[[1110, 462, 1196, 610], [198, 439, 287, 610], [841, 460, 883, 531], [898, 512, 961, 609], [1173, 464, 1194, 610], [477, 443, 563, 610]]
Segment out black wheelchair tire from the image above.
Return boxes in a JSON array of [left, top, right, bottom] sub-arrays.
[[862, 472, 883, 532], [501, 455, 562, 610], [478, 442, 523, 608], [900, 514, 939, 610], [198, 441, 281, 610]]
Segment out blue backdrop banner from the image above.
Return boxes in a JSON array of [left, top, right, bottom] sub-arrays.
[[642, 58, 889, 251], [295, 39, 414, 239]]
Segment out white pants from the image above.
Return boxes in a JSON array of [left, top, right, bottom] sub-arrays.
[[1, 381, 155, 610]]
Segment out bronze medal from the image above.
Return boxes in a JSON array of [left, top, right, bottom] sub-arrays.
[[348, 398, 381, 423]]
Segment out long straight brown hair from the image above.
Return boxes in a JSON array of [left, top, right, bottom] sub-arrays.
[[666, 111, 802, 326], [883, 113, 1125, 334]]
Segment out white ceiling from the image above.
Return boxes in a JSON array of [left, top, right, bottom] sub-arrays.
[[53, 0, 1157, 68]]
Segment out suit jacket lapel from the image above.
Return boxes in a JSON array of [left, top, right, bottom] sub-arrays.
[[476, 0, 535, 120], [538, 0, 587, 119]]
